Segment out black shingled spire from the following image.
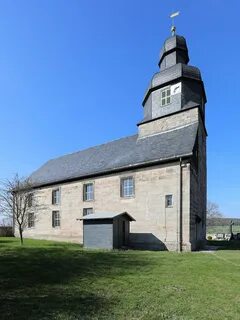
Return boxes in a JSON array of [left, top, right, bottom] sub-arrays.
[[159, 35, 189, 70]]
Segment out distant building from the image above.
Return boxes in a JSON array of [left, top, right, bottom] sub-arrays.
[[25, 33, 207, 251]]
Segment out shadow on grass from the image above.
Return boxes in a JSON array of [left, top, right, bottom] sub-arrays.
[[0, 239, 15, 244], [2, 292, 110, 320], [2, 291, 111, 320], [0, 238, 151, 319]]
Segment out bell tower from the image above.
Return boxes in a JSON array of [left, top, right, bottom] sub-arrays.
[[139, 34, 206, 127], [137, 19, 208, 250]]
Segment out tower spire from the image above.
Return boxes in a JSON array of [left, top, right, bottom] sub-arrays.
[[170, 11, 180, 36]]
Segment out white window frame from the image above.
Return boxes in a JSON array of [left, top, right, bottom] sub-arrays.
[[28, 193, 33, 208], [28, 212, 35, 228], [83, 208, 94, 216], [165, 194, 173, 208], [52, 210, 61, 228], [52, 188, 60, 205], [121, 177, 135, 198], [83, 183, 94, 201], [160, 86, 171, 107]]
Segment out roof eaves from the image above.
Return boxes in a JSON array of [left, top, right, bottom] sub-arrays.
[[80, 211, 136, 221], [32, 153, 193, 189]]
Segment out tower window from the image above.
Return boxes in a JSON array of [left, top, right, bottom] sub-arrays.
[[161, 87, 171, 106]]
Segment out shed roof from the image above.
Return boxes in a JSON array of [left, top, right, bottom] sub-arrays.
[[81, 212, 135, 221], [30, 122, 198, 187]]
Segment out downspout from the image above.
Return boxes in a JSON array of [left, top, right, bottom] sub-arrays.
[[178, 157, 183, 252]]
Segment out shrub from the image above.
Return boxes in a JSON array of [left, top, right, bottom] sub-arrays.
[[0, 226, 14, 237], [207, 236, 212, 240]]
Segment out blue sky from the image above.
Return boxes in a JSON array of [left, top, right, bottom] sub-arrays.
[[0, 0, 239, 218]]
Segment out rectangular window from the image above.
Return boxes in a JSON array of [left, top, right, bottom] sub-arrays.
[[121, 177, 134, 198], [28, 193, 33, 207], [83, 208, 94, 216], [52, 188, 60, 205], [52, 211, 60, 228], [165, 195, 173, 208], [28, 212, 35, 228], [161, 87, 171, 106], [83, 183, 94, 201]]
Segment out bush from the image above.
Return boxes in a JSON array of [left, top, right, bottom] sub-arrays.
[[207, 236, 212, 240], [0, 226, 14, 237]]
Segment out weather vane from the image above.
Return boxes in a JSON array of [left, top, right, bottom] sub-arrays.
[[170, 11, 180, 36]]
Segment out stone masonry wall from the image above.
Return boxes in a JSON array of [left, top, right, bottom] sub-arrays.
[[23, 162, 191, 251], [138, 107, 198, 138], [189, 115, 207, 250]]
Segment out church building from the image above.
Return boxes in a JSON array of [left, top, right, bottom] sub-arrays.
[[26, 31, 207, 251]]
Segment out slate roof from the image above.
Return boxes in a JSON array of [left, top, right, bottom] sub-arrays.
[[80, 212, 135, 221], [143, 63, 202, 105], [30, 122, 198, 187], [159, 35, 189, 66]]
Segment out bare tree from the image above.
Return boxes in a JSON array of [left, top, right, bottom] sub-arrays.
[[207, 201, 223, 219], [0, 174, 38, 245]]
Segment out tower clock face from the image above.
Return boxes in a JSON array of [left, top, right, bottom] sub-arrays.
[[171, 82, 182, 95]]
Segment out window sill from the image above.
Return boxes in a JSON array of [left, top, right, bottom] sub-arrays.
[[120, 196, 135, 200], [161, 103, 171, 107]]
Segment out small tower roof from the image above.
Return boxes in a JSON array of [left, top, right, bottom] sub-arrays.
[[141, 33, 207, 117], [159, 35, 189, 70]]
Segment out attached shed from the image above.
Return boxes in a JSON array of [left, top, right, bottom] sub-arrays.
[[81, 212, 135, 249]]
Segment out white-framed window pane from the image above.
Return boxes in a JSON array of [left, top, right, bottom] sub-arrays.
[[52, 189, 60, 205], [83, 208, 93, 216], [28, 212, 35, 228], [52, 211, 60, 227], [28, 193, 33, 207], [165, 195, 173, 208], [121, 177, 134, 198], [83, 183, 94, 201], [161, 87, 171, 106]]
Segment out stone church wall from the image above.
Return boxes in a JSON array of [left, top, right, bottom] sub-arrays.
[[189, 116, 207, 250], [23, 162, 192, 251]]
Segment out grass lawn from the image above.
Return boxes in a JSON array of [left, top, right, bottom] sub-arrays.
[[207, 225, 240, 234], [0, 238, 240, 320]]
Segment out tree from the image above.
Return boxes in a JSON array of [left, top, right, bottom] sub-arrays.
[[0, 174, 38, 245], [207, 201, 223, 219]]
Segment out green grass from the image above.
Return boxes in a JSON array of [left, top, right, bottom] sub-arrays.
[[0, 238, 240, 320], [207, 225, 240, 234]]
